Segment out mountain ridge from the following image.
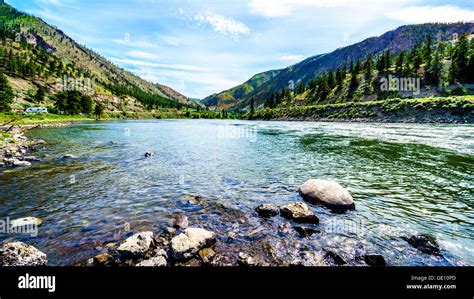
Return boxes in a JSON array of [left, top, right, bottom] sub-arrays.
[[203, 22, 474, 110]]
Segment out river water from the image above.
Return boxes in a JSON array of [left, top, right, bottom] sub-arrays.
[[1, 120, 473, 266]]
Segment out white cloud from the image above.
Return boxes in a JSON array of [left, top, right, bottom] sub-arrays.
[[194, 11, 250, 41], [249, 0, 359, 17], [386, 6, 474, 24], [126, 51, 161, 60], [111, 58, 209, 71], [280, 54, 305, 62]]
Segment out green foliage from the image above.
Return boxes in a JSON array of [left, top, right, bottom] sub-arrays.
[[0, 71, 13, 111], [53, 90, 92, 115]]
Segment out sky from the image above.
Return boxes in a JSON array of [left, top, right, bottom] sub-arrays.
[[6, 0, 474, 99]]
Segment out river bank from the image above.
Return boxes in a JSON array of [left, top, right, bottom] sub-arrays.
[[252, 96, 474, 124]]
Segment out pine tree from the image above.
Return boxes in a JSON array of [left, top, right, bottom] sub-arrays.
[[94, 102, 104, 120], [364, 54, 374, 94], [0, 72, 14, 111], [34, 86, 47, 103], [396, 51, 405, 75], [249, 97, 255, 117], [427, 49, 443, 86], [328, 70, 336, 89]]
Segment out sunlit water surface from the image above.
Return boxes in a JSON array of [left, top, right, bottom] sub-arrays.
[[1, 120, 473, 266]]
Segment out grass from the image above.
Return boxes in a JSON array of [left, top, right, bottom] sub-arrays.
[[0, 112, 89, 125]]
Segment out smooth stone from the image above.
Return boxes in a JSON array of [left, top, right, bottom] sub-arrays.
[[117, 232, 155, 258], [136, 256, 167, 267], [0, 242, 47, 266], [299, 179, 355, 212], [280, 202, 319, 224], [93, 253, 114, 266], [255, 204, 279, 218], [171, 228, 216, 260], [402, 234, 441, 256], [10, 217, 43, 229], [363, 254, 386, 267]]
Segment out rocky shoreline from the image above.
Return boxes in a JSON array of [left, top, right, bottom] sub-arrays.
[[0, 179, 445, 267]]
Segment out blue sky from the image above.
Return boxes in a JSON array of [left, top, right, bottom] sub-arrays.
[[6, 0, 474, 98]]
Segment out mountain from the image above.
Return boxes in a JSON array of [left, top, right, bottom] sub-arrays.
[[203, 22, 474, 110], [0, 1, 192, 113]]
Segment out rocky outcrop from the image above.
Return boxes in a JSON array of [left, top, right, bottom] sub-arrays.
[[117, 232, 155, 258], [0, 242, 47, 266], [402, 234, 441, 256], [255, 204, 279, 218], [280, 202, 319, 224], [171, 228, 216, 260], [299, 179, 355, 213]]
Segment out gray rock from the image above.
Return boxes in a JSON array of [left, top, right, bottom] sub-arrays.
[[299, 179, 355, 212], [171, 228, 216, 260], [255, 204, 279, 218], [117, 232, 155, 258], [0, 242, 47, 266], [237, 252, 269, 267], [172, 215, 189, 229], [294, 226, 320, 237], [280, 202, 319, 224], [136, 256, 167, 267]]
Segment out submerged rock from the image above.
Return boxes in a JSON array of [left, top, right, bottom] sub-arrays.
[[299, 179, 355, 212], [280, 202, 319, 224], [171, 228, 216, 260], [255, 204, 279, 218], [117, 232, 155, 258], [363, 254, 386, 267], [294, 226, 320, 238], [0, 242, 47, 266], [172, 215, 189, 229], [402, 234, 441, 256], [324, 251, 347, 266]]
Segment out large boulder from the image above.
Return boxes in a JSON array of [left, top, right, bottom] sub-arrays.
[[117, 232, 155, 258], [171, 228, 216, 260], [0, 242, 47, 266], [280, 202, 319, 224], [299, 179, 355, 212]]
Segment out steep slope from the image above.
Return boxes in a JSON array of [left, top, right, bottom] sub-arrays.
[[203, 22, 474, 110], [0, 1, 191, 112]]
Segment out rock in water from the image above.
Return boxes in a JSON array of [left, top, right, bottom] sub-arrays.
[[144, 152, 154, 158], [402, 234, 441, 256], [255, 204, 279, 218], [237, 252, 268, 267], [171, 228, 216, 260], [294, 226, 320, 237], [299, 179, 355, 212], [117, 232, 155, 258], [324, 251, 347, 266], [280, 202, 319, 224], [363, 254, 386, 267], [63, 154, 78, 160], [136, 256, 167, 267], [93, 253, 114, 266], [0, 242, 47, 266], [10, 217, 43, 230], [172, 215, 189, 229]]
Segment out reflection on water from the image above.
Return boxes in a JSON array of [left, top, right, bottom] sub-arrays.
[[0, 120, 473, 266]]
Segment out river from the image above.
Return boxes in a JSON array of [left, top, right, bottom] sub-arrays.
[[1, 120, 473, 266]]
